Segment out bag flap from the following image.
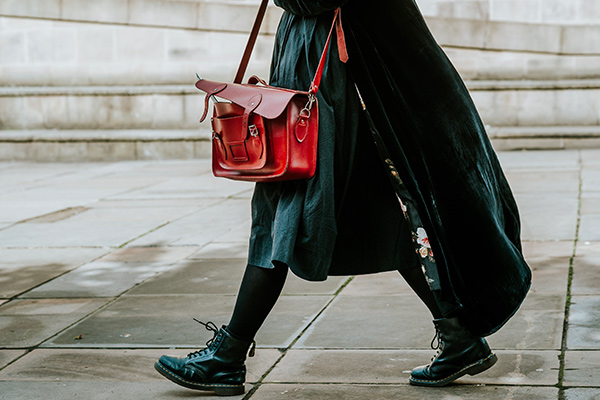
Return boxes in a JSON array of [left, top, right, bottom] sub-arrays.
[[196, 79, 306, 119]]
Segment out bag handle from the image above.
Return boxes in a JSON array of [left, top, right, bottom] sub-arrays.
[[233, 0, 347, 95]]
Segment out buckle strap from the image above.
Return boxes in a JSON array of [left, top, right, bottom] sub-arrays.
[[309, 7, 348, 96]]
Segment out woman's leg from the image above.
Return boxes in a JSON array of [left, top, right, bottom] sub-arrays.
[[226, 262, 288, 340]]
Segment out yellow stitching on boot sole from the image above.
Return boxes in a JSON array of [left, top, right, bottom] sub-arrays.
[[155, 362, 243, 389], [409, 353, 496, 384]]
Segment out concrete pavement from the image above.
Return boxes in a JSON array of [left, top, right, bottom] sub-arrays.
[[0, 149, 599, 399]]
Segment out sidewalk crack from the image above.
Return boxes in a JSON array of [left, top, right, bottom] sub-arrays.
[[557, 150, 583, 399], [242, 276, 354, 398]]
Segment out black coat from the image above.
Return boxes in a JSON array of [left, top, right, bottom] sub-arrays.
[[249, 0, 531, 337]]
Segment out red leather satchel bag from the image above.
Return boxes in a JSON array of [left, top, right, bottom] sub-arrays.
[[195, 1, 346, 182]]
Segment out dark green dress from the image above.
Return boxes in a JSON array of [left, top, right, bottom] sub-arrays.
[[248, 8, 418, 281], [247, 0, 531, 337]]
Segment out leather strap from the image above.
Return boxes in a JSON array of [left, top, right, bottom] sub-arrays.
[[233, 0, 347, 94], [309, 7, 347, 96], [234, 0, 269, 84]]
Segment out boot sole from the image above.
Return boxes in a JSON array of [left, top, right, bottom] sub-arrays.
[[154, 361, 244, 396], [409, 352, 498, 387]]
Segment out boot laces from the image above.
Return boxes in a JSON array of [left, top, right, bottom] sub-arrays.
[[186, 319, 219, 358], [429, 329, 443, 362]]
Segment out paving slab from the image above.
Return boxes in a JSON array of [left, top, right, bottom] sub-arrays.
[[45, 295, 239, 347], [298, 291, 563, 350], [265, 349, 558, 386], [571, 256, 600, 295], [251, 383, 559, 399], [0, 350, 26, 369], [581, 150, 600, 166], [504, 170, 580, 193], [0, 202, 83, 225], [521, 240, 574, 259], [0, 206, 199, 247], [127, 259, 347, 296], [579, 214, 600, 241], [112, 160, 211, 178], [582, 168, 600, 193], [0, 247, 108, 298], [496, 149, 580, 171], [0, 173, 168, 223], [564, 388, 600, 399], [97, 246, 200, 263], [563, 350, 600, 387], [487, 293, 565, 350], [126, 258, 248, 295], [211, 220, 252, 243], [0, 348, 280, 384], [526, 256, 571, 294], [0, 381, 250, 400], [0, 163, 87, 193], [581, 193, 600, 214], [513, 192, 579, 241], [107, 172, 253, 200], [189, 241, 250, 259], [567, 296, 600, 349], [259, 292, 343, 346], [576, 241, 600, 257], [293, 295, 434, 349], [45, 295, 332, 348], [92, 198, 218, 209], [126, 199, 251, 247], [0, 298, 109, 347], [340, 271, 413, 296], [0, 153, 595, 398], [21, 261, 174, 298], [46, 174, 166, 195]]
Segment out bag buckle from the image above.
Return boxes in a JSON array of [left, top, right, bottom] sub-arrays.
[[299, 93, 316, 120], [249, 124, 259, 138]]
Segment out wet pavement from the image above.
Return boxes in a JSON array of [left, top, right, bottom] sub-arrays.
[[0, 149, 599, 399]]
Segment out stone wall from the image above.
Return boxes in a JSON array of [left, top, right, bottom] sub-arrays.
[[3, 0, 600, 88], [1, 0, 600, 158], [417, 0, 600, 24], [0, 0, 278, 87]]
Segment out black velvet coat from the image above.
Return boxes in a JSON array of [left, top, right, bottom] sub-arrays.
[[248, 0, 531, 337]]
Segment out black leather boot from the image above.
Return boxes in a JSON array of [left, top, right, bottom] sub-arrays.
[[154, 320, 255, 396], [409, 317, 497, 387]]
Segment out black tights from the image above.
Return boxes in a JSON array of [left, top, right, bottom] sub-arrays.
[[226, 262, 443, 341], [398, 266, 443, 319], [226, 262, 288, 341]]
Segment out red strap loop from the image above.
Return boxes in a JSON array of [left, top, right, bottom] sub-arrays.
[[310, 7, 348, 96], [335, 9, 349, 63]]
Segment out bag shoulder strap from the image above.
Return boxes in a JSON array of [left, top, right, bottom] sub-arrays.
[[234, 0, 270, 84], [233, 0, 347, 96]]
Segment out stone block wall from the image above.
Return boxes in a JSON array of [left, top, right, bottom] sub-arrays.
[[1, 0, 600, 157], [0, 1, 277, 87], [417, 0, 600, 24]]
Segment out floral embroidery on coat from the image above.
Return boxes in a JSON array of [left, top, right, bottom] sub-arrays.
[[414, 227, 435, 262]]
